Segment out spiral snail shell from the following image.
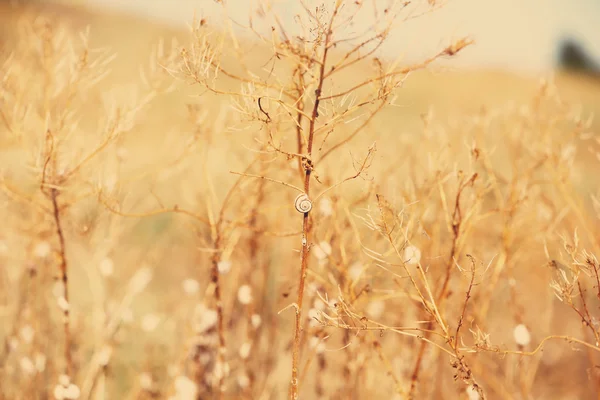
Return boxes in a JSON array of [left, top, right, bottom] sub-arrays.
[[294, 193, 312, 213]]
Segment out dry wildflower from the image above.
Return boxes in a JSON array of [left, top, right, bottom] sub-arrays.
[[319, 197, 333, 216], [348, 261, 364, 281], [237, 373, 250, 389], [182, 278, 200, 295], [250, 314, 262, 329], [403, 245, 421, 265], [550, 267, 576, 302], [217, 260, 232, 274], [54, 377, 80, 400], [313, 241, 332, 261], [239, 341, 252, 359], [194, 305, 218, 333], [470, 326, 492, 350], [366, 300, 386, 319], [443, 37, 474, 56], [98, 257, 114, 277], [466, 385, 481, 400], [141, 314, 161, 332], [309, 337, 326, 354], [35, 353, 46, 372], [34, 241, 52, 258], [19, 356, 35, 375], [313, 298, 326, 311], [63, 384, 81, 399], [129, 266, 153, 294], [237, 284, 253, 305], [212, 361, 230, 381], [57, 296, 70, 312], [97, 345, 112, 366], [20, 324, 34, 343], [52, 282, 65, 298], [307, 283, 320, 297], [53, 385, 65, 400], [59, 375, 71, 387], [139, 372, 153, 390], [198, 353, 212, 366], [174, 376, 197, 400], [513, 324, 531, 346]]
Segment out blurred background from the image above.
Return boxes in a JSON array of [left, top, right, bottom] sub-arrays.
[[45, 0, 600, 75]]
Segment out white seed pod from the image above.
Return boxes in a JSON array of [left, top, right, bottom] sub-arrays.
[[294, 194, 312, 213]]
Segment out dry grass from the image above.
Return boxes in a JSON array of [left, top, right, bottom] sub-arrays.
[[1, 1, 600, 400]]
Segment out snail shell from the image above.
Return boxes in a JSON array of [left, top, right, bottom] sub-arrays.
[[294, 193, 312, 213]]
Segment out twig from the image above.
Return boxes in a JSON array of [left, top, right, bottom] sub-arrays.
[[258, 97, 271, 122], [230, 171, 305, 193]]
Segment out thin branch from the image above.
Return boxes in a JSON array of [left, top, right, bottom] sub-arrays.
[[98, 192, 210, 225], [230, 171, 305, 193]]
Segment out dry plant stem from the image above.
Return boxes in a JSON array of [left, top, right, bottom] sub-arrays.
[[295, 68, 306, 182], [576, 280, 600, 344], [479, 334, 600, 356], [409, 174, 476, 397], [50, 187, 73, 377], [98, 191, 210, 225], [290, 193, 311, 399], [207, 160, 257, 396], [454, 259, 477, 350], [319, 38, 473, 102], [289, 6, 337, 399], [230, 171, 304, 193], [210, 234, 226, 398], [438, 173, 477, 302]]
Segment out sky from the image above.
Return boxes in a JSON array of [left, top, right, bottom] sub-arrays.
[[70, 0, 600, 74]]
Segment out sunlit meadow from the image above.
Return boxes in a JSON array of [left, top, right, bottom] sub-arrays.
[[1, 1, 600, 399]]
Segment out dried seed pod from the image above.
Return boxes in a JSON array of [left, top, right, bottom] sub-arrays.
[[294, 194, 312, 213]]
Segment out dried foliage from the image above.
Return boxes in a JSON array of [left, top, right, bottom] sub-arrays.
[[1, 1, 600, 400]]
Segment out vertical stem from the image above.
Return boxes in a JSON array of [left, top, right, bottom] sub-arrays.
[[210, 234, 225, 399], [290, 210, 311, 400], [50, 188, 73, 378], [289, 6, 338, 399]]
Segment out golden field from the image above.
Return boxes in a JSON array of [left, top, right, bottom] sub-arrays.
[[1, 1, 600, 399]]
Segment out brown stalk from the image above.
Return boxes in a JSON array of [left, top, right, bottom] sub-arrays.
[[454, 256, 477, 350], [50, 187, 73, 378], [209, 233, 226, 397], [576, 280, 600, 345], [289, 5, 339, 399]]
